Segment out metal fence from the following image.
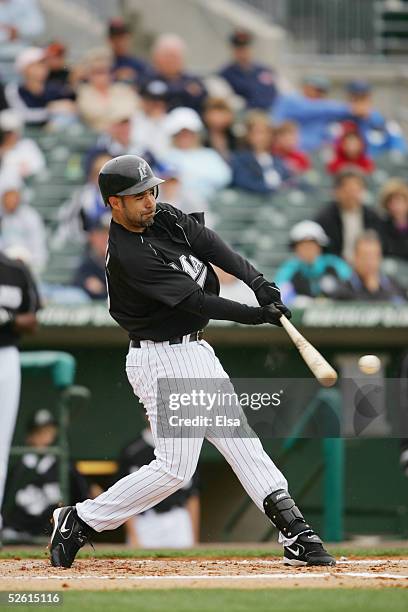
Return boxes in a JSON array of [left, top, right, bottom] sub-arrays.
[[236, 0, 379, 56]]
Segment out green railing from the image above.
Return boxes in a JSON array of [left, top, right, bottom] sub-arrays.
[[11, 351, 90, 504]]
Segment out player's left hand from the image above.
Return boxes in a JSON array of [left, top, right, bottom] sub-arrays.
[[251, 276, 292, 319]]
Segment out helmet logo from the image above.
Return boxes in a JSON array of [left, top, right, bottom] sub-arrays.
[[138, 160, 149, 181]]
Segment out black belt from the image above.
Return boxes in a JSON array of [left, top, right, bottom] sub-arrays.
[[130, 331, 202, 349]]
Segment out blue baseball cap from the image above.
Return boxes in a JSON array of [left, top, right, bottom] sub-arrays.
[[303, 75, 331, 92], [347, 80, 372, 96]]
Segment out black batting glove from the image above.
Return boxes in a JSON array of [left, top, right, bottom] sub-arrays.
[[260, 304, 286, 327], [251, 276, 292, 320]]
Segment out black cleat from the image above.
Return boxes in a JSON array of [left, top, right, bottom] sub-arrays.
[[49, 506, 90, 568], [283, 531, 336, 567]]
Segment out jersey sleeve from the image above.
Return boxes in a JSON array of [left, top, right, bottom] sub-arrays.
[[19, 263, 41, 314], [118, 240, 204, 308]]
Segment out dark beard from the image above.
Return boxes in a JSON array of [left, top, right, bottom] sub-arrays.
[[140, 215, 155, 228]]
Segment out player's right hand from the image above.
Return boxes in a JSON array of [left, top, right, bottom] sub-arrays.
[[261, 304, 286, 327]]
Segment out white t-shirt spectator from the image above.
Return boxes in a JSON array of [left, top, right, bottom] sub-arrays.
[[1, 138, 46, 178], [0, 202, 47, 274], [131, 110, 171, 160], [161, 147, 231, 203]]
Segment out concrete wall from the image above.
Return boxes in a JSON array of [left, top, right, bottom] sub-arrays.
[[123, 0, 286, 73], [39, 0, 105, 60]]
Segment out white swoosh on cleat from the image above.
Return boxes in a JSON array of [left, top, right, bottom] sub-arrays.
[[60, 511, 72, 534], [286, 546, 300, 556]]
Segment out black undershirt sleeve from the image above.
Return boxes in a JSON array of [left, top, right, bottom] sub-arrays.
[[178, 289, 266, 325], [191, 225, 262, 288]]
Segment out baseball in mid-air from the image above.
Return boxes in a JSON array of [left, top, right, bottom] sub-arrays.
[[358, 355, 381, 375]]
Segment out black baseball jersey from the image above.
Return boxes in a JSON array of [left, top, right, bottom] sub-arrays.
[[106, 202, 264, 340], [0, 253, 41, 348], [106, 203, 222, 341], [4, 453, 89, 536]]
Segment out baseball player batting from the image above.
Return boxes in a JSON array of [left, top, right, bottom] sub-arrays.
[[49, 155, 335, 568]]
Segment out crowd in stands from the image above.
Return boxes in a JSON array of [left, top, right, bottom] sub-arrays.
[[0, 14, 407, 306]]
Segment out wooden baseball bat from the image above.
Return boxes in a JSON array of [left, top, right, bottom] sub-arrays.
[[280, 315, 338, 387]]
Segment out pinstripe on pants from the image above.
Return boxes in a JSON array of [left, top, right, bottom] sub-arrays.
[[76, 337, 288, 536]]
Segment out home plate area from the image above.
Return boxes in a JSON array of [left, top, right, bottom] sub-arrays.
[[1, 557, 408, 590]]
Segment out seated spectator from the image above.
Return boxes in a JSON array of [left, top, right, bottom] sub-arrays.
[[73, 217, 109, 301], [52, 152, 112, 248], [379, 179, 408, 261], [345, 80, 407, 158], [0, 81, 7, 112], [272, 121, 311, 174], [153, 162, 201, 216], [230, 110, 291, 194], [218, 28, 277, 111], [275, 220, 351, 306], [202, 97, 239, 161], [327, 122, 375, 175], [77, 49, 139, 132], [272, 75, 350, 152], [147, 34, 207, 112], [118, 420, 200, 548], [0, 175, 47, 275], [84, 109, 136, 172], [0, 0, 44, 59], [0, 109, 46, 178], [5, 47, 77, 128], [130, 79, 171, 160], [315, 169, 382, 263], [107, 17, 151, 88], [161, 107, 231, 212], [2, 409, 90, 544], [44, 41, 73, 92], [333, 231, 407, 303]]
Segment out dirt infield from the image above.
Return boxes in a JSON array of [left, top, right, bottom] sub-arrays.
[[1, 556, 408, 590]]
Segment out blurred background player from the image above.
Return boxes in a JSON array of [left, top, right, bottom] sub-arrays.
[[0, 248, 40, 540], [2, 409, 91, 544]]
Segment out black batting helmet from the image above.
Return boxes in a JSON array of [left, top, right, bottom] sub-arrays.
[[98, 155, 164, 206]]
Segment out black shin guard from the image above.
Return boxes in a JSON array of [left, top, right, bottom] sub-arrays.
[[263, 489, 311, 538]]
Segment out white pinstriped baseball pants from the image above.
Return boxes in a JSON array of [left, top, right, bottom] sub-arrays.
[[76, 337, 288, 538], [0, 346, 21, 530]]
